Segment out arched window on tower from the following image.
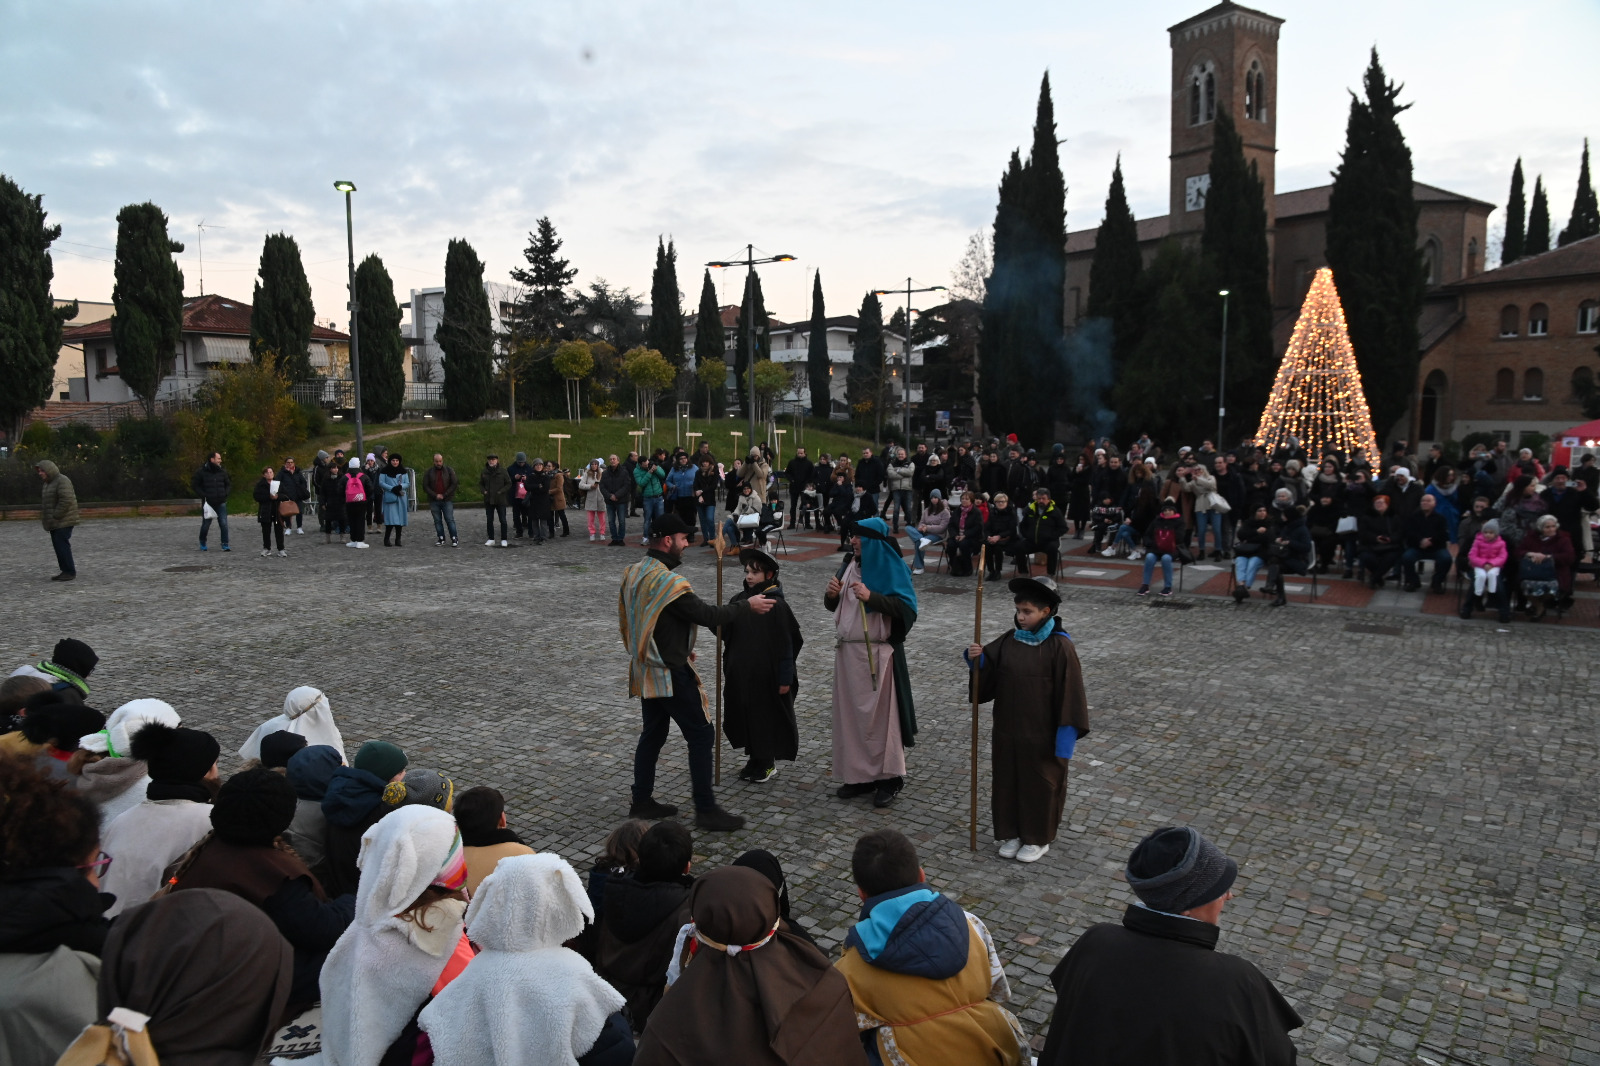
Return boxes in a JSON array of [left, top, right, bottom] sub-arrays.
[[1204, 71, 1216, 122], [1245, 62, 1258, 119], [1189, 76, 1201, 126], [1422, 238, 1442, 286], [1255, 70, 1267, 121], [1467, 237, 1479, 276]]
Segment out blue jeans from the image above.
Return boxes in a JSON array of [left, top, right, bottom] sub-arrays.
[[906, 528, 939, 569], [1195, 511, 1223, 554], [50, 526, 75, 575], [698, 503, 717, 543], [1401, 547, 1452, 587], [199, 503, 229, 547], [430, 500, 457, 540], [884, 489, 912, 529], [606, 502, 628, 543], [1234, 554, 1264, 588], [641, 496, 663, 538], [1142, 552, 1174, 588], [1112, 524, 1137, 551], [633, 665, 716, 811]]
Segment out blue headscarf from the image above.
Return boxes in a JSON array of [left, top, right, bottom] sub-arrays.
[[853, 517, 917, 613]]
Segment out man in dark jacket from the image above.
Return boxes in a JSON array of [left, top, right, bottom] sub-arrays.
[[595, 821, 695, 1034], [1356, 494, 1404, 588], [314, 449, 347, 536], [191, 451, 232, 551], [1265, 501, 1313, 607], [784, 448, 815, 529], [599, 454, 634, 546], [422, 453, 459, 547], [318, 740, 407, 898], [1540, 468, 1598, 557], [1015, 488, 1067, 578], [1039, 826, 1302, 1066], [37, 460, 79, 581], [479, 455, 511, 546], [1379, 467, 1424, 520], [854, 447, 885, 514], [1399, 492, 1452, 593]]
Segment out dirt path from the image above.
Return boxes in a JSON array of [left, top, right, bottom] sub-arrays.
[[327, 423, 465, 455]]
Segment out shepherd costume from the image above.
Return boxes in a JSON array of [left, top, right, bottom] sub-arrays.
[[637, 866, 864, 1066], [967, 578, 1090, 849], [239, 686, 347, 764], [825, 518, 917, 802], [723, 547, 803, 779]]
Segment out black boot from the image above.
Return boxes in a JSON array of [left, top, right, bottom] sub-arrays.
[[835, 781, 876, 799], [395, 528, 403, 547], [383, 527, 392, 546], [872, 777, 904, 808], [694, 805, 746, 831], [628, 797, 679, 819]]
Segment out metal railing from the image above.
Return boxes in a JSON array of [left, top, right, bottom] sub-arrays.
[[41, 383, 202, 430], [289, 380, 445, 412]]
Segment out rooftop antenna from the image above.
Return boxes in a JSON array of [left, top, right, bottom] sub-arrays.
[[196, 220, 226, 296]]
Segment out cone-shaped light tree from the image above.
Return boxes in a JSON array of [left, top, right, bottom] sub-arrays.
[[1255, 267, 1377, 459]]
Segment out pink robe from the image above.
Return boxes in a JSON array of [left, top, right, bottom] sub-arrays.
[[830, 560, 905, 782]]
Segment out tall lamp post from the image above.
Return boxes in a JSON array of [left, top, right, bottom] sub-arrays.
[[707, 245, 796, 443], [873, 278, 945, 443], [334, 180, 364, 459], [1216, 289, 1230, 450]]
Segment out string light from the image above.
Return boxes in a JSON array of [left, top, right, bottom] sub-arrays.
[[1255, 267, 1378, 459]]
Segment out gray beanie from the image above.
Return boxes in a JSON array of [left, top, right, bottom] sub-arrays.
[[1480, 519, 1500, 536], [1125, 826, 1237, 914]]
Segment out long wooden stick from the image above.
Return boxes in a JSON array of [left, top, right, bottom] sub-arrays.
[[860, 600, 878, 690], [715, 538, 724, 785], [970, 545, 986, 851]]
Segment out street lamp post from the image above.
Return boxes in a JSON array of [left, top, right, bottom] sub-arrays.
[[707, 245, 796, 443], [334, 181, 364, 458], [873, 278, 945, 444], [1216, 289, 1230, 449]]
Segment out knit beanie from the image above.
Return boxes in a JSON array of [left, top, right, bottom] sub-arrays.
[[211, 767, 299, 846], [130, 722, 221, 783], [260, 730, 309, 769], [52, 638, 98, 679], [384, 768, 455, 811], [353, 739, 407, 782], [1125, 826, 1237, 914], [22, 701, 106, 749], [1481, 519, 1500, 536]]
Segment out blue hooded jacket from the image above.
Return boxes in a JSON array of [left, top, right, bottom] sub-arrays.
[[319, 765, 388, 827], [287, 744, 343, 801], [846, 884, 972, 980]]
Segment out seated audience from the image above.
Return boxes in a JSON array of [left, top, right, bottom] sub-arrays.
[[596, 820, 696, 1032], [321, 739, 409, 896], [733, 848, 818, 949], [455, 785, 536, 894], [100, 722, 220, 917], [240, 685, 347, 763], [73, 699, 183, 825], [23, 700, 105, 782], [285, 744, 343, 877]]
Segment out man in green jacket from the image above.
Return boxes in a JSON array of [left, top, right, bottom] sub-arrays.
[[37, 460, 80, 581]]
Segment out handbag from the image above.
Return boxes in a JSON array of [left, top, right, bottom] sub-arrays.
[[1204, 491, 1231, 514], [1519, 556, 1557, 582], [278, 499, 300, 517], [1335, 515, 1358, 534]]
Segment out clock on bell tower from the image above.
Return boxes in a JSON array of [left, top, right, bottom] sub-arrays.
[[1185, 173, 1211, 211]]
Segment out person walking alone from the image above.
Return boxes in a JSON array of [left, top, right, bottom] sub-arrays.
[[480, 454, 511, 547], [423, 453, 459, 547], [253, 465, 288, 558], [191, 451, 231, 552], [36, 459, 80, 581]]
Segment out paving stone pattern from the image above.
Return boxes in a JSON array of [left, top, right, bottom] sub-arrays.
[[5, 516, 1598, 1065]]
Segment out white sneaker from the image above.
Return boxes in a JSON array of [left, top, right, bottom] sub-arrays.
[[485, 539, 496, 546], [357, 541, 370, 549], [589, 534, 596, 542], [295, 528, 305, 535], [500, 539, 509, 547], [912, 567, 925, 575], [1101, 547, 1116, 557], [260, 549, 271, 557], [346, 541, 361, 548], [278, 549, 288, 557], [1015, 843, 1050, 863], [1130, 549, 1144, 560], [997, 838, 1022, 859]]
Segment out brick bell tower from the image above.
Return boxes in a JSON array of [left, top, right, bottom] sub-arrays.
[[1167, 3, 1283, 259]]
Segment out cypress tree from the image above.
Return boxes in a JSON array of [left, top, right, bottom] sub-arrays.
[[1113, 241, 1211, 447], [1525, 177, 1551, 255], [979, 151, 1026, 441], [1201, 107, 1274, 443], [353, 254, 405, 423], [646, 236, 686, 365], [1501, 159, 1526, 265], [693, 269, 723, 417], [806, 271, 831, 419], [1558, 140, 1600, 246], [1086, 157, 1142, 372], [849, 291, 884, 422], [436, 238, 494, 422], [249, 233, 314, 381], [111, 202, 185, 416], [1324, 49, 1425, 444], [0, 175, 76, 441], [733, 270, 769, 390]]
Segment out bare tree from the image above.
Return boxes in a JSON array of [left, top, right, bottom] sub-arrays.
[[949, 230, 992, 303]]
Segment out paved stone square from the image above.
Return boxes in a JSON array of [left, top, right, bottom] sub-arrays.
[[4, 514, 1597, 1065]]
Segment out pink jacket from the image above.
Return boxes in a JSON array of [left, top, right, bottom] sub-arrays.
[[1468, 535, 1507, 569]]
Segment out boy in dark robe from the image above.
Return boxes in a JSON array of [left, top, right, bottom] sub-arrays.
[[965, 576, 1089, 863], [723, 547, 804, 783]]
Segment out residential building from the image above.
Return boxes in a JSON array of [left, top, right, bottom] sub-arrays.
[[51, 300, 113, 400]]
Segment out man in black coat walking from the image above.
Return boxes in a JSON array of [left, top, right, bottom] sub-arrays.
[[784, 448, 815, 529], [1039, 826, 1302, 1066], [191, 451, 231, 551]]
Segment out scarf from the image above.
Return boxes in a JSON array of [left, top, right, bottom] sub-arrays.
[[618, 555, 694, 700], [1013, 616, 1059, 646]]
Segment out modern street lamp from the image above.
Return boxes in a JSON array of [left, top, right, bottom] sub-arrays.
[[334, 180, 364, 459], [1216, 289, 1230, 450], [707, 245, 796, 443], [873, 278, 945, 444]]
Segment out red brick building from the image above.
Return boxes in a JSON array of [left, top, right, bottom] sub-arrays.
[[1415, 235, 1600, 449]]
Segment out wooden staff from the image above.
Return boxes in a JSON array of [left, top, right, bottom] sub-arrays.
[[969, 545, 986, 851], [714, 532, 725, 785]]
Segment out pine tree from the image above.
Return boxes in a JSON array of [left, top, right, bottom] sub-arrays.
[[1324, 49, 1424, 444], [1113, 241, 1211, 447], [1255, 267, 1377, 459], [111, 202, 185, 416], [1202, 107, 1274, 444], [806, 271, 832, 420], [1526, 177, 1551, 255], [733, 270, 769, 392], [249, 233, 314, 382], [693, 269, 723, 417], [1558, 139, 1600, 246], [436, 238, 494, 422], [646, 237, 685, 365], [850, 291, 884, 422], [1502, 159, 1526, 264], [353, 254, 405, 423], [0, 175, 76, 441], [1086, 157, 1142, 372], [979, 151, 1026, 440], [508, 217, 577, 343]]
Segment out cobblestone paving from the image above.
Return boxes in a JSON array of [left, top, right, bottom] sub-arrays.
[[5, 515, 1598, 1065]]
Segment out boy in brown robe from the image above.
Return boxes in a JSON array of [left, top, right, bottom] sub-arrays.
[[965, 576, 1089, 863]]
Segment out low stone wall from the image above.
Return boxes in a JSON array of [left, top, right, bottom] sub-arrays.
[[0, 500, 198, 522]]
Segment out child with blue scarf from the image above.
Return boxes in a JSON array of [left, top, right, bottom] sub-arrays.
[[964, 576, 1090, 864]]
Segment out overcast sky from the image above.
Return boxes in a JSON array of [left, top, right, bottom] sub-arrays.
[[3, 0, 1595, 329]]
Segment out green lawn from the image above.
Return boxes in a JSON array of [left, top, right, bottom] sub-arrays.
[[292, 416, 874, 504]]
